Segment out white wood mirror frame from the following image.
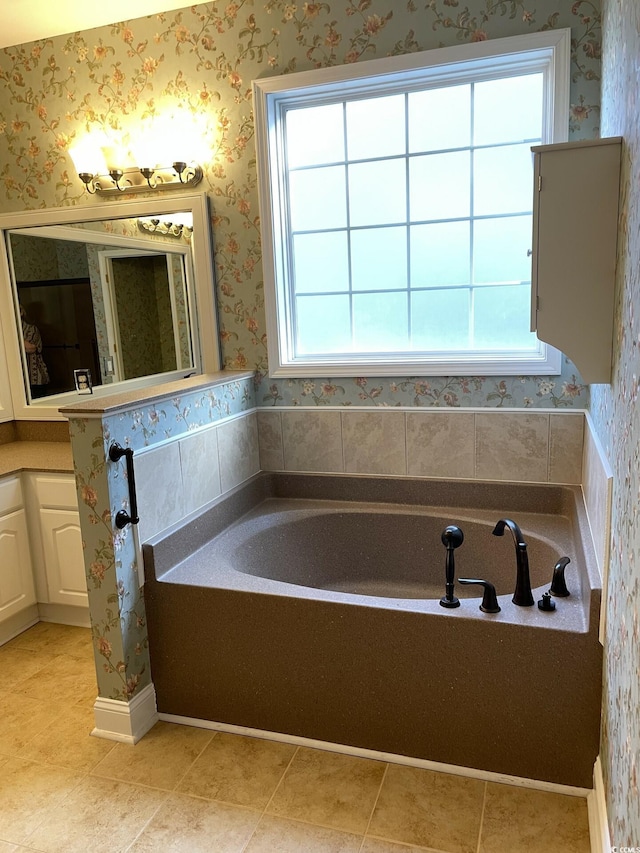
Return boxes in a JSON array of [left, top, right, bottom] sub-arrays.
[[0, 192, 220, 421]]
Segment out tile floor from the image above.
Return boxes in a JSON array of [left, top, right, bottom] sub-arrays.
[[0, 622, 591, 853]]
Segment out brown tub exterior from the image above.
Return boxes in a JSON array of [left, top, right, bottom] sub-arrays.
[[143, 473, 602, 788]]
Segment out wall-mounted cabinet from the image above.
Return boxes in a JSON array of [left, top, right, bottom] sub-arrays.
[[531, 137, 622, 384]]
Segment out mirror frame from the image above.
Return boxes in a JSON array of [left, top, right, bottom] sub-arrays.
[[0, 192, 220, 420]]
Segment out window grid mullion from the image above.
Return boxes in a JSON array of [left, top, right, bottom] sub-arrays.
[[343, 100, 355, 350], [405, 91, 412, 348], [469, 81, 476, 350]]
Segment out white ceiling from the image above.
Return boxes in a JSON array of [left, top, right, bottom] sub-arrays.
[[2, 0, 187, 49]]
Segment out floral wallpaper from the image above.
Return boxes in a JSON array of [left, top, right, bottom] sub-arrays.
[[590, 0, 640, 843], [0, 0, 601, 408], [68, 374, 254, 701]]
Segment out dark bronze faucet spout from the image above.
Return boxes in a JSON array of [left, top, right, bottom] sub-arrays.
[[492, 518, 534, 606]]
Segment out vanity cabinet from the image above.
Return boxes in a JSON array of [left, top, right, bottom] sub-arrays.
[[0, 476, 36, 624], [530, 137, 622, 384], [25, 473, 88, 614]]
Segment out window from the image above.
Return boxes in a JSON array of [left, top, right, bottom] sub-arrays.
[[254, 30, 571, 377]]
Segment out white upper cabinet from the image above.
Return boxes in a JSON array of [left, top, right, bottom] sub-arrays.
[[531, 137, 622, 384]]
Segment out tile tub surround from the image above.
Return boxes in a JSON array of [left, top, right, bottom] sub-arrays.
[[257, 409, 585, 485], [143, 473, 602, 788]]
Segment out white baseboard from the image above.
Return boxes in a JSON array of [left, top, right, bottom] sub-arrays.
[[0, 605, 39, 646], [588, 757, 611, 853], [158, 710, 591, 799], [92, 682, 158, 744], [37, 602, 91, 628]]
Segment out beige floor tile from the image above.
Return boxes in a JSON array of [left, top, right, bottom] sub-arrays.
[[13, 653, 97, 705], [91, 720, 213, 790], [266, 747, 386, 834], [24, 775, 167, 853], [0, 757, 83, 846], [0, 843, 19, 852], [17, 704, 115, 772], [245, 814, 363, 852], [368, 765, 485, 853], [177, 733, 296, 809], [0, 647, 50, 692], [479, 783, 590, 853], [362, 839, 436, 852], [0, 693, 65, 756], [127, 792, 261, 853], [5, 623, 92, 658]]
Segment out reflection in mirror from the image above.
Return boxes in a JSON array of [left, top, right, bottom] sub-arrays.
[[7, 215, 195, 403]]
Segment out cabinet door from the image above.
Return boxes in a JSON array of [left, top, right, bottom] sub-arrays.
[[33, 475, 88, 608], [0, 507, 36, 621], [531, 138, 621, 383]]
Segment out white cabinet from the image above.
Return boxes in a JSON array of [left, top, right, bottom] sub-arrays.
[[0, 477, 36, 623], [531, 137, 622, 384], [27, 474, 88, 611]]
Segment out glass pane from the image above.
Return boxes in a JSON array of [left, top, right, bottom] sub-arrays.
[[410, 221, 470, 287], [353, 292, 408, 351], [473, 284, 536, 349], [409, 84, 471, 153], [289, 166, 347, 231], [351, 226, 407, 291], [473, 215, 532, 285], [474, 74, 543, 146], [349, 159, 407, 227], [295, 294, 351, 354], [286, 103, 344, 168], [347, 94, 406, 160], [293, 231, 349, 293], [473, 144, 533, 216], [410, 152, 470, 221], [411, 289, 470, 350]]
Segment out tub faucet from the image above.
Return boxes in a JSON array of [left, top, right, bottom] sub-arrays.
[[492, 518, 534, 606]]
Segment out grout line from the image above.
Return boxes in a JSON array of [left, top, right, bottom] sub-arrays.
[[359, 761, 389, 851], [239, 744, 300, 853], [475, 780, 488, 853], [121, 790, 172, 853], [546, 412, 552, 483]]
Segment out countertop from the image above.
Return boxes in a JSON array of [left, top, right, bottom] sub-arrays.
[[0, 441, 74, 478]]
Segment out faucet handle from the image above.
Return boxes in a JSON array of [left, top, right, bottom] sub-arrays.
[[458, 578, 501, 614], [549, 557, 571, 597]]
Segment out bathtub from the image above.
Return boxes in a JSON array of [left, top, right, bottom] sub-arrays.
[[143, 473, 602, 788]]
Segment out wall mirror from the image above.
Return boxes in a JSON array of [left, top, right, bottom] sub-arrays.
[[0, 193, 220, 420]]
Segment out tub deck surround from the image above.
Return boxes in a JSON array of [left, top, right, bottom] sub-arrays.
[[61, 370, 258, 742], [143, 473, 602, 789]]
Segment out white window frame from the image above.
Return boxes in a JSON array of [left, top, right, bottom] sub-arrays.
[[254, 30, 570, 378]]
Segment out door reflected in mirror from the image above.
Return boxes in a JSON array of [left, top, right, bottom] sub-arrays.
[[8, 214, 196, 403]]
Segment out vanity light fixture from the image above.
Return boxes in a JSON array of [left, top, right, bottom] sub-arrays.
[[73, 161, 203, 196], [137, 217, 193, 238]]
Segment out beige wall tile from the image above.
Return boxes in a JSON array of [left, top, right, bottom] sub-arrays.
[[179, 427, 222, 515], [217, 413, 260, 493], [368, 765, 485, 852], [549, 413, 584, 484], [407, 412, 475, 479], [479, 783, 590, 853], [342, 412, 406, 475], [282, 411, 343, 473], [475, 413, 549, 482], [582, 417, 613, 577], [135, 441, 184, 542], [257, 410, 284, 471], [266, 747, 385, 834]]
